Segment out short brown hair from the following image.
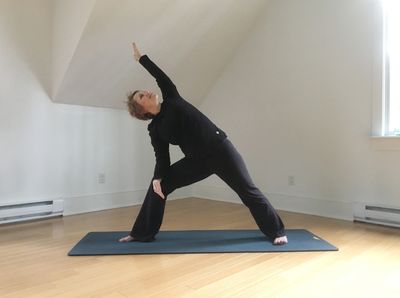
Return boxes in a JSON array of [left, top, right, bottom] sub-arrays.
[[126, 90, 154, 120]]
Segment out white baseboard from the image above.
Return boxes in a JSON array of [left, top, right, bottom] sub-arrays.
[[167, 186, 193, 201], [63, 186, 192, 216], [267, 192, 354, 221], [192, 184, 354, 221], [63, 183, 353, 222], [63, 190, 145, 215]]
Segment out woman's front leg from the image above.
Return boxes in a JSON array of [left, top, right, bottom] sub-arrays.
[[125, 156, 213, 242]]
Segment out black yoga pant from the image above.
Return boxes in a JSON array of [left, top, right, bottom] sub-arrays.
[[130, 138, 285, 241]]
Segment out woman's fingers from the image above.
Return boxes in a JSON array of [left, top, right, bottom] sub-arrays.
[[152, 180, 165, 199], [155, 187, 165, 199], [132, 42, 141, 61], [157, 190, 165, 199], [156, 184, 165, 199]]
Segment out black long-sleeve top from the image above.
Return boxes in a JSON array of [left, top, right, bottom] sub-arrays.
[[139, 55, 227, 180]]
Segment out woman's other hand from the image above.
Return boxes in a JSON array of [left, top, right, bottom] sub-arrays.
[[152, 179, 165, 199], [132, 42, 142, 61]]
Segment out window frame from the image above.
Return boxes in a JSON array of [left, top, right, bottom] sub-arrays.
[[383, 0, 400, 136], [370, 0, 400, 150]]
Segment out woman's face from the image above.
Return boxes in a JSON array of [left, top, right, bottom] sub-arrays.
[[134, 90, 159, 112]]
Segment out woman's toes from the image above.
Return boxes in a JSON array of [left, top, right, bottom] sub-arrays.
[[273, 236, 288, 245], [118, 235, 135, 242]]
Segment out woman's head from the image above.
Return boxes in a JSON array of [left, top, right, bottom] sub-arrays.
[[126, 90, 160, 120]]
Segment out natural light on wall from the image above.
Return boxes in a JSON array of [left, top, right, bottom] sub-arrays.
[[384, 0, 400, 135]]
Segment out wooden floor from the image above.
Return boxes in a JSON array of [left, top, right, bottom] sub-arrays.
[[1, 198, 400, 298]]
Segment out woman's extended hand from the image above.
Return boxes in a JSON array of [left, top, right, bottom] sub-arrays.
[[132, 42, 142, 61], [152, 179, 165, 199]]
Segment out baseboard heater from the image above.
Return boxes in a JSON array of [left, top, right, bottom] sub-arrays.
[[0, 199, 64, 225], [353, 203, 400, 228]]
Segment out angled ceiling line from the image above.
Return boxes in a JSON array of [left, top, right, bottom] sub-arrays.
[[52, 0, 97, 99]]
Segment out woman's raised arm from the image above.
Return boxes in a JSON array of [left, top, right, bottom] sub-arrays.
[[132, 42, 178, 99]]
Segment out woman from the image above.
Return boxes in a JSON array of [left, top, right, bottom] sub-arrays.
[[119, 43, 288, 245]]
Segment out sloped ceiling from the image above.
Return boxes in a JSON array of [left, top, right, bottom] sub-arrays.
[[52, 0, 269, 109]]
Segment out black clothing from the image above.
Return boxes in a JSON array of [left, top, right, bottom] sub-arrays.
[[129, 55, 286, 242], [139, 55, 227, 180], [131, 138, 286, 241]]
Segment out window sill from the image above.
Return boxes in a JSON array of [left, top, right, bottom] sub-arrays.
[[370, 136, 400, 151]]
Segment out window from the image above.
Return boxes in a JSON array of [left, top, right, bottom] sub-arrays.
[[383, 0, 400, 135]]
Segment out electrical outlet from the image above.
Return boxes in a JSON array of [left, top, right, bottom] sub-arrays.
[[98, 173, 106, 184], [288, 176, 295, 186]]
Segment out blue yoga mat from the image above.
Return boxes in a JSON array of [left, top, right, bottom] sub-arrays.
[[68, 229, 337, 256]]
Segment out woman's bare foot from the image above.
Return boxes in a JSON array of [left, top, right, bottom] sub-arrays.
[[118, 235, 135, 242], [273, 235, 288, 245]]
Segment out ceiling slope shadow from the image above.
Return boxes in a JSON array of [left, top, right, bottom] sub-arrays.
[[53, 0, 269, 110], [52, 0, 97, 99]]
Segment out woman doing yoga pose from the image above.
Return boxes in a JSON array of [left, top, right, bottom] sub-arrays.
[[119, 43, 288, 245]]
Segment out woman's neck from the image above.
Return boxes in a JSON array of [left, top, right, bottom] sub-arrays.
[[149, 102, 161, 116]]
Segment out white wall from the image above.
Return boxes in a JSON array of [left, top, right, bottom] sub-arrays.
[[2, 0, 399, 223], [0, 0, 189, 216], [194, 0, 400, 220]]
